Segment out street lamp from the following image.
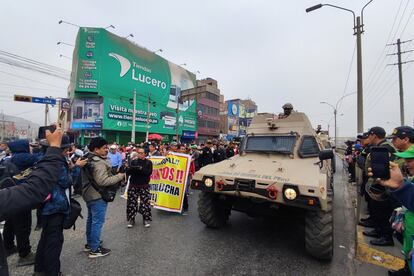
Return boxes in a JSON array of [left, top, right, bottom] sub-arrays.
[[59, 54, 72, 60], [57, 41, 74, 47], [320, 92, 356, 148], [306, 1, 374, 133], [124, 33, 134, 39], [58, 20, 80, 28], [153, 49, 163, 54], [105, 25, 115, 30], [179, 63, 187, 67]]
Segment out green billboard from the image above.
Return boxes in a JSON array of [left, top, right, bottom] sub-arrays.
[[70, 27, 197, 135]]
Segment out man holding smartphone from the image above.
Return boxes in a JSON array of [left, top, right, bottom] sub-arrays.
[[363, 127, 397, 246]]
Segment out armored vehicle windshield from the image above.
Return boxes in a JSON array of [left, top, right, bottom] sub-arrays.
[[243, 135, 296, 154]]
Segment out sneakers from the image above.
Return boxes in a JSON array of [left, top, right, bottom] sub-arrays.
[[88, 246, 111, 258], [17, 252, 36, 267], [127, 220, 135, 228], [84, 240, 103, 252], [143, 220, 151, 228]]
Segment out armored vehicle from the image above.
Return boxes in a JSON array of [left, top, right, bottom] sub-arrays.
[[191, 111, 335, 260]]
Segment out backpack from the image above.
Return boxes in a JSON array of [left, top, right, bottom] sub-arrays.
[[82, 155, 118, 202], [63, 197, 83, 230], [0, 159, 20, 189]]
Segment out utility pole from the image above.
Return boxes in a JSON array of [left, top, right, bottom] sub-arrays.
[[145, 92, 151, 142], [44, 103, 49, 125], [355, 16, 364, 133], [175, 98, 179, 142], [386, 39, 413, 125], [131, 89, 137, 144]]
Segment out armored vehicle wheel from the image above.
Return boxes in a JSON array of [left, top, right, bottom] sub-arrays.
[[198, 191, 231, 228], [305, 191, 333, 261]]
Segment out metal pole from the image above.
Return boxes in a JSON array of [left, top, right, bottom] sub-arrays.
[[57, 99, 62, 126], [356, 16, 364, 133], [131, 89, 136, 143], [397, 39, 405, 125], [44, 103, 49, 125], [334, 109, 337, 148], [175, 98, 179, 142], [145, 92, 151, 142]]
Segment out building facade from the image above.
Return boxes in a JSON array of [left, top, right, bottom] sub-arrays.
[[181, 78, 222, 143], [220, 98, 258, 140], [68, 27, 198, 145]]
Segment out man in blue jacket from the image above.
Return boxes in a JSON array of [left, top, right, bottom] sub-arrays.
[[33, 135, 87, 276]]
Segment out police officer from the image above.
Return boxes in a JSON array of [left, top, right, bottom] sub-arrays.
[[362, 127, 397, 246]]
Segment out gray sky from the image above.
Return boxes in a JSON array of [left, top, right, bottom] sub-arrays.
[[1, 0, 413, 137]]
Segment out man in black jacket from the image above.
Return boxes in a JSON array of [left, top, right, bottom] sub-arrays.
[[199, 141, 213, 168], [0, 127, 65, 276]]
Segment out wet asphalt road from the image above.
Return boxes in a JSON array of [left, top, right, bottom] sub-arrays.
[[7, 157, 356, 276]]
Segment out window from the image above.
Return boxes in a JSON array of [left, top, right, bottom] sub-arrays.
[[298, 136, 320, 157], [244, 136, 296, 153]]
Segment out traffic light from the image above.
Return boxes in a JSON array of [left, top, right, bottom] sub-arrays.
[[14, 95, 32, 102]]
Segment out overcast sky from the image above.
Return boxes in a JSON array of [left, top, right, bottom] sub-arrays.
[[1, 0, 413, 137]]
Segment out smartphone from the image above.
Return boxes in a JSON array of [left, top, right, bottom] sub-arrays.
[[38, 125, 57, 140], [370, 146, 390, 179]]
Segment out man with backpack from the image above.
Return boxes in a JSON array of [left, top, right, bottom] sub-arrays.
[[82, 137, 125, 258], [2, 139, 42, 267], [0, 127, 65, 276]]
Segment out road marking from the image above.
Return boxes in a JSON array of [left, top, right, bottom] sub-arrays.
[[356, 226, 405, 270]]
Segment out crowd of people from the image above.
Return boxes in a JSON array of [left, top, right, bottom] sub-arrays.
[[345, 125, 414, 276], [0, 133, 240, 276]]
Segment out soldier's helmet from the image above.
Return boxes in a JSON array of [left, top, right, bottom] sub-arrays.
[[282, 103, 293, 110]]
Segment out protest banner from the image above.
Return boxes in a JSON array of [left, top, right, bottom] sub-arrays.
[[149, 152, 191, 213]]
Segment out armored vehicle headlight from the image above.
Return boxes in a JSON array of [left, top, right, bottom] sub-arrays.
[[204, 178, 214, 187], [284, 188, 297, 200]]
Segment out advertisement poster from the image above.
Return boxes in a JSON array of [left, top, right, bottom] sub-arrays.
[[70, 28, 198, 135], [70, 97, 103, 130], [148, 152, 191, 213]]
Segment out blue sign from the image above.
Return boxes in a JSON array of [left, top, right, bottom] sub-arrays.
[[71, 121, 102, 130], [182, 130, 196, 139], [227, 101, 239, 117], [32, 97, 56, 105]]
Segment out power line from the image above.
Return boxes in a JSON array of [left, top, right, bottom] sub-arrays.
[[338, 41, 356, 112], [0, 70, 67, 90], [0, 82, 65, 92], [365, 0, 404, 90], [398, 3, 414, 38], [365, 0, 411, 98]]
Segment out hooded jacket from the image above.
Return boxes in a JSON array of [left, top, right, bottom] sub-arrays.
[[82, 153, 124, 202], [8, 140, 40, 172]]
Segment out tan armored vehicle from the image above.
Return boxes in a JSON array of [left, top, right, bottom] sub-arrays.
[[191, 111, 335, 260]]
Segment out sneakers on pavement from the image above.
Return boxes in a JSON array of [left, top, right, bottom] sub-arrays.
[[127, 220, 135, 228], [17, 252, 36, 267], [88, 246, 111, 258], [84, 240, 103, 252], [143, 220, 151, 228]]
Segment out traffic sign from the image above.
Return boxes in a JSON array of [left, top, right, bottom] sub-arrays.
[[32, 97, 56, 105]]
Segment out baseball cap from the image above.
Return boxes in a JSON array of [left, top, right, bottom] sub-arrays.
[[367, 127, 386, 138], [387, 126, 414, 140], [170, 142, 178, 146], [109, 144, 117, 149], [357, 132, 369, 139], [394, 145, 414, 159]]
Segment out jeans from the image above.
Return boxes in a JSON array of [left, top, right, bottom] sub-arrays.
[[86, 199, 108, 251], [34, 213, 64, 276]]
